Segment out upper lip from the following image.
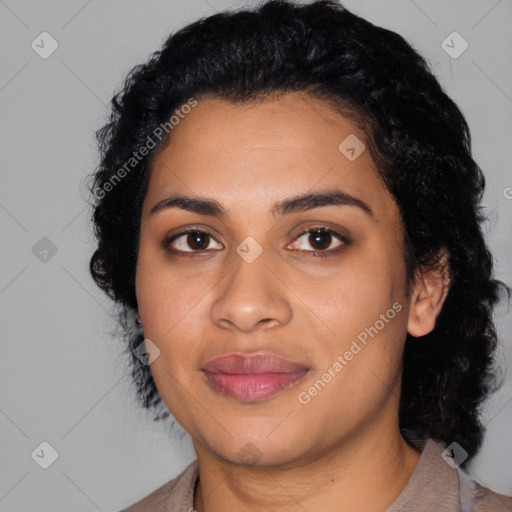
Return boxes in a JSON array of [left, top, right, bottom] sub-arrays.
[[202, 351, 310, 374]]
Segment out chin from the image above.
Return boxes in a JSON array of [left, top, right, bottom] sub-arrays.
[[198, 424, 313, 468]]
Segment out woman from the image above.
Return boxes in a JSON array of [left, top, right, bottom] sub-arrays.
[[89, 1, 512, 510]]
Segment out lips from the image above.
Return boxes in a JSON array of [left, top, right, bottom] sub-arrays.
[[201, 352, 311, 402]]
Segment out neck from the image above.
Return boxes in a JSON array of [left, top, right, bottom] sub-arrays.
[[192, 427, 421, 512]]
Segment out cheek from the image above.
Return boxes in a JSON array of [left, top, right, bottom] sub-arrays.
[[135, 241, 208, 337], [296, 277, 407, 428], [301, 243, 406, 341], [299, 243, 409, 405], [135, 256, 208, 425]]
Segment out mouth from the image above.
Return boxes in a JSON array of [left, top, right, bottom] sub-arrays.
[[201, 352, 311, 402]]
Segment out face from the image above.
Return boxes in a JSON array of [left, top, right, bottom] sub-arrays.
[[136, 93, 413, 467]]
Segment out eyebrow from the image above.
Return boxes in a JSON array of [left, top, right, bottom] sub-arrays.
[[149, 190, 373, 219]]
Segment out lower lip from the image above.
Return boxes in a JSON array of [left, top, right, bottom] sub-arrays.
[[203, 370, 309, 402]]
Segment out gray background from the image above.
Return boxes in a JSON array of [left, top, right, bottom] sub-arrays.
[[1, 0, 511, 510]]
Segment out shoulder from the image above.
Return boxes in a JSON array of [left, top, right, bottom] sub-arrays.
[[471, 482, 512, 511], [119, 459, 199, 512], [388, 438, 512, 511]]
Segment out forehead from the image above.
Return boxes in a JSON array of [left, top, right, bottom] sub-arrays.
[[145, 93, 398, 224]]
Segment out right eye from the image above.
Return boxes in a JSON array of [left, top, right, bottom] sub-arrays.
[[163, 229, 224, 254]]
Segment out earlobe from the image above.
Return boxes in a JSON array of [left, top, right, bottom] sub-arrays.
[[407, 252, 450, 338]]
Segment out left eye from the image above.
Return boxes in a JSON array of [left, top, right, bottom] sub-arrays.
[[289, 228, 346, 252]]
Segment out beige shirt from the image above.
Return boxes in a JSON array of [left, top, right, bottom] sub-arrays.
[[121, 439, 512, 511]]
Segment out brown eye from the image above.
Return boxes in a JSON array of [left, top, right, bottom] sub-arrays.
[[186, 231, 211, 250], [308, 229, 333, 250], [164, 229, 223, 253], [290, 228, 345, 253]]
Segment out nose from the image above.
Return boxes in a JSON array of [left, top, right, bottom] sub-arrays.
[[210, 252, 292, 333]]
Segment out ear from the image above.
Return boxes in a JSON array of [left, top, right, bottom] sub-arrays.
[[407, 250, 451, 338]]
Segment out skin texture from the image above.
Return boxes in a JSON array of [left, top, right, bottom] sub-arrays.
[[135, 92, 450, 511]]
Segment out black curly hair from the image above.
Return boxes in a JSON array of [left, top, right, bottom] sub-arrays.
[[88, 0, 509, 463]]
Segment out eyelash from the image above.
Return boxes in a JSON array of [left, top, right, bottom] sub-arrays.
[[161, 226, 350, 259]]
